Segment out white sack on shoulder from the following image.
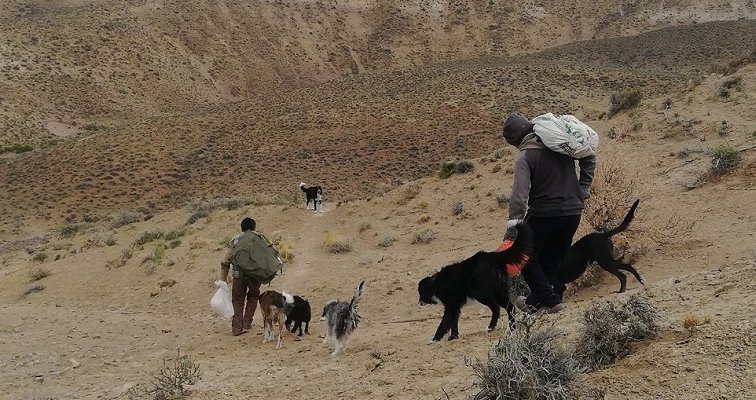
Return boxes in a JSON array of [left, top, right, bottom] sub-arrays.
[[532, 113, 599, 159]]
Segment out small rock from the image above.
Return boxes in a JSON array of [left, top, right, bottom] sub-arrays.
[[161, 328, 172, 333], [33, 375, 44, 383], [149, 291, 159, 297], [69, 358, 81, 368]]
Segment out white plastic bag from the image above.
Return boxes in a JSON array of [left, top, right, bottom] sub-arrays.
[[532, 113, 599, 159], [210, 280, 234, 320]]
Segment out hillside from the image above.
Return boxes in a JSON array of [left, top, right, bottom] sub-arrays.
[[1, 63, 755, 398], [2, 20, 755, 232], [2, 0, 755, 147]]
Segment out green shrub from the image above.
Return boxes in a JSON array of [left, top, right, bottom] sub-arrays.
[[60, 223, 87, 238], [135, 230, 164, 246], [32, 252, 48, 263], [439, 161, 457, 178], [709, 144, 741, 176], [608, 88, 643, 117], [717, 76, 743, 97], [0, 143, 34, 154]]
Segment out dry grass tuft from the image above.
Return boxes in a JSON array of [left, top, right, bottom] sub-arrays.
[[468, 314, 578, 400], [411, 229, 436, 244], [397, 184, 421, 206], [681, 314, 711, 335], [378, 235, 397, 248], [278, 241, 294, 262], [127, 349, 201, 400], [28, 268, 51, 282], [323, 231, 352, 254], [575, 295, 661, 370]]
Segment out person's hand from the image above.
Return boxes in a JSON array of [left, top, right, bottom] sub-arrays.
[[504, 225, 518, 241], [580, 186, 591, 200]]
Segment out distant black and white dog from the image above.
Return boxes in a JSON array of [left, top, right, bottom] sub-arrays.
[[284, 295, 311, 336], [321, 280, 365, 356], [558, 199, 644, 295], [418, 221, 534, 342], [299, 182, 323, 212]]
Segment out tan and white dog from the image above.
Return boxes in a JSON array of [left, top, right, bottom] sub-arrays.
[[258, 290, 294, 349]]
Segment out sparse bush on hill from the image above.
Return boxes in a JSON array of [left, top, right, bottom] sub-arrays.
[[28, 267, 50, 282], [135, 229, 164, 246], [608, 88, 643, 117], [31, 252, 48, 263], [60, 223, 88, 238], [582, 143, 640, 232], [707, 48, 756, 75], [110, 210, 145, 229], [378, 235, 396, 248], [127, 349, 201, 400], [322, 231, 352, 254], [468, 314, 578, 400], [455, 160, 475, 174], [105, 246, 134, 269], [439, 161, 456, 179], [708, 144, 741, 176], [186, 197, 254, 225], [439, 160, 475, 178], [0, 143, 34, 155], [717, 76, 742, 97], [397, 184, 421, 206], [164, 229, 186, 241], [22, 283, 46, 296], [451, 201, 464, 216], [358, 222, 372, 233], [575, 295, 661, 371], [411, 229, 436, 244]]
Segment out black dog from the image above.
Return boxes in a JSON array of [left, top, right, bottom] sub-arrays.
[[284, 295, 311, 336], [558, 199, 644, 295], [418, 221, 534, 342], [299, 182, 323, 212]]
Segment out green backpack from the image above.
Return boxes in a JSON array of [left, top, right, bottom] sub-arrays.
[[230, 231, 283, 284]]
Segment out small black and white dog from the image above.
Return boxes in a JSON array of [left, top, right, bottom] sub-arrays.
[[299, 182, 323, 212], [284, 295, 311, 336], [418, 221, 534, 342], [321, 280, 365, 356], [558, 199, 644, 295]]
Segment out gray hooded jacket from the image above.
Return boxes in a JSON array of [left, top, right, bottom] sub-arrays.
[[508, 133, 596, 220]]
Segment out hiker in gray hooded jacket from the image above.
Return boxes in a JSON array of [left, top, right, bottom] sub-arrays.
[[502, 113, 596, 313]]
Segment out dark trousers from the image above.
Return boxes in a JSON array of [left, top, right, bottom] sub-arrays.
[[522, 215, 581, 308], [232, 275, 261, 335]]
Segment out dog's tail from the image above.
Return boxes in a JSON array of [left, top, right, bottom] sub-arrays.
[[605, 199, 640, 237], [282, 291, 295, 305], [299, 182, 307, 192], [348, 280, 365, 309]]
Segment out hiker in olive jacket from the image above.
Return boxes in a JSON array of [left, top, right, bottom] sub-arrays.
[[502, 113, 596, 313], [219, 217, 261, 336]]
